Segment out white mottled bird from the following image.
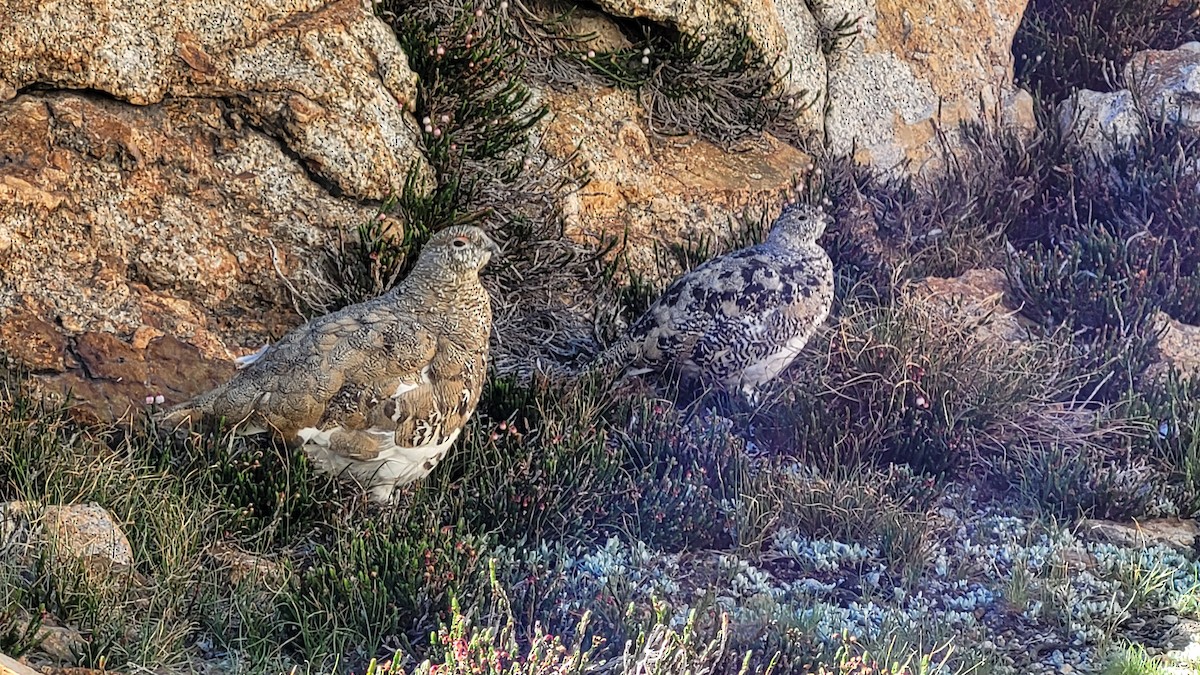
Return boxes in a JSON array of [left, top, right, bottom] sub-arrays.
[[592, 203, 834, 401], [159, 225, 501, 503]]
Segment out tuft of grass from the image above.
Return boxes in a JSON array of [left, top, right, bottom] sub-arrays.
[[363, 564, 786, 675], [390, 0, 546, 171], [1102, 643, 1168, 675], [0, 375, 218, 669], [811, 6, 862, 57], [416, 373, 636, 548], [582, 27, 803, 145], [756, 290, 1080, 477], [795, 155, 895, 307], [1120, 370, 1200, 516], [1094, 118, 1200, 326], [1004, 114, 1200, 401], [277, 510, 488, 669], [619, 604, 760, 675], [792, 88, 1199, 408], [760, 463, 937, 575], [795, 109, 1061, 305], [157, 423, 342, 546], [1004, 442, 1167, 521], [802, 91, 1200, 385], [822, 633, 958, 675], [0, 575, 43, 658]]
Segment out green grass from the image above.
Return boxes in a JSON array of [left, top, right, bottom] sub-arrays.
[[757, 462, 937, 576], [1101, 643, 1168, 675]]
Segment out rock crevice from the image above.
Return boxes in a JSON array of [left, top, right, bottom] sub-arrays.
[[0, 0, 430, 200]]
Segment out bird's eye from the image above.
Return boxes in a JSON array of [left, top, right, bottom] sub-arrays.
[[452, 237, 469, 248]]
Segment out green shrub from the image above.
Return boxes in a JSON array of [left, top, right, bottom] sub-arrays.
[[583, 27, 802, 145], [388, 0, 545, 171], [1003, 442, 1167, 520], [616, 399, 746, 550], [1007, 219, 1170, 402], [279, 511, 488, 669], [1120, 370, 1200, 516], [160, 425, 341, 546], [405, 374, 747, 552], [313, 185, 438, 312], [797, 113, 1065, 304], [1014, 0, 1200, 103], [422, 374, 636, 547]]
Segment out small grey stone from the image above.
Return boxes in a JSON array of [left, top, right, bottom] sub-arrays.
[[1057, 89, 1144, 162]]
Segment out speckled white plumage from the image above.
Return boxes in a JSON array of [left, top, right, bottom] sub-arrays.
[[594, 204, 834, 400]]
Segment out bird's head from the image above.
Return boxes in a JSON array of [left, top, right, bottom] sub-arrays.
[[419, 225, 502, 278], [767, 203, 829, 250]]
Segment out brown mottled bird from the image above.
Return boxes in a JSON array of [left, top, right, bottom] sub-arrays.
[[160, 225, 500, 503], [593, 204, 834, 402]]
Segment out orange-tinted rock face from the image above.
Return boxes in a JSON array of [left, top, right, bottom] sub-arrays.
[[0, 310, 69, 373], [540, 85, 812, 282], [39, 332, 236, 423], [0, 93, 375, 420]]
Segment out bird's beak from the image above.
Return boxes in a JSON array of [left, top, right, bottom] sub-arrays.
[[484, 235, 502, 260]]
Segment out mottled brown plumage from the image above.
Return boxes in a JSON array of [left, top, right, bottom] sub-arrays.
[[160, 225, 500, 503], [594, 204, 834, 401]]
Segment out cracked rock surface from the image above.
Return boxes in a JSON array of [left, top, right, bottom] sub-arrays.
[[590, 0, 1035, 170], [0, 93, 377, 419], [0, 0, 429, 199]]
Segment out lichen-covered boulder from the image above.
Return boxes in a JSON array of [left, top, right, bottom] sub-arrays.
[[1057, 89, 1144, 161], [0, 93, 377, 419], [1125, 41, 1200, 131], [590, 0, 1034, 171], [817, 0, 1033, 170], [1059, 42, 1200, 161], [540, 85, 811, 280], [1, 501, 134, 580], [0, 0, 441, 417], [0, 0, 429, 199]]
